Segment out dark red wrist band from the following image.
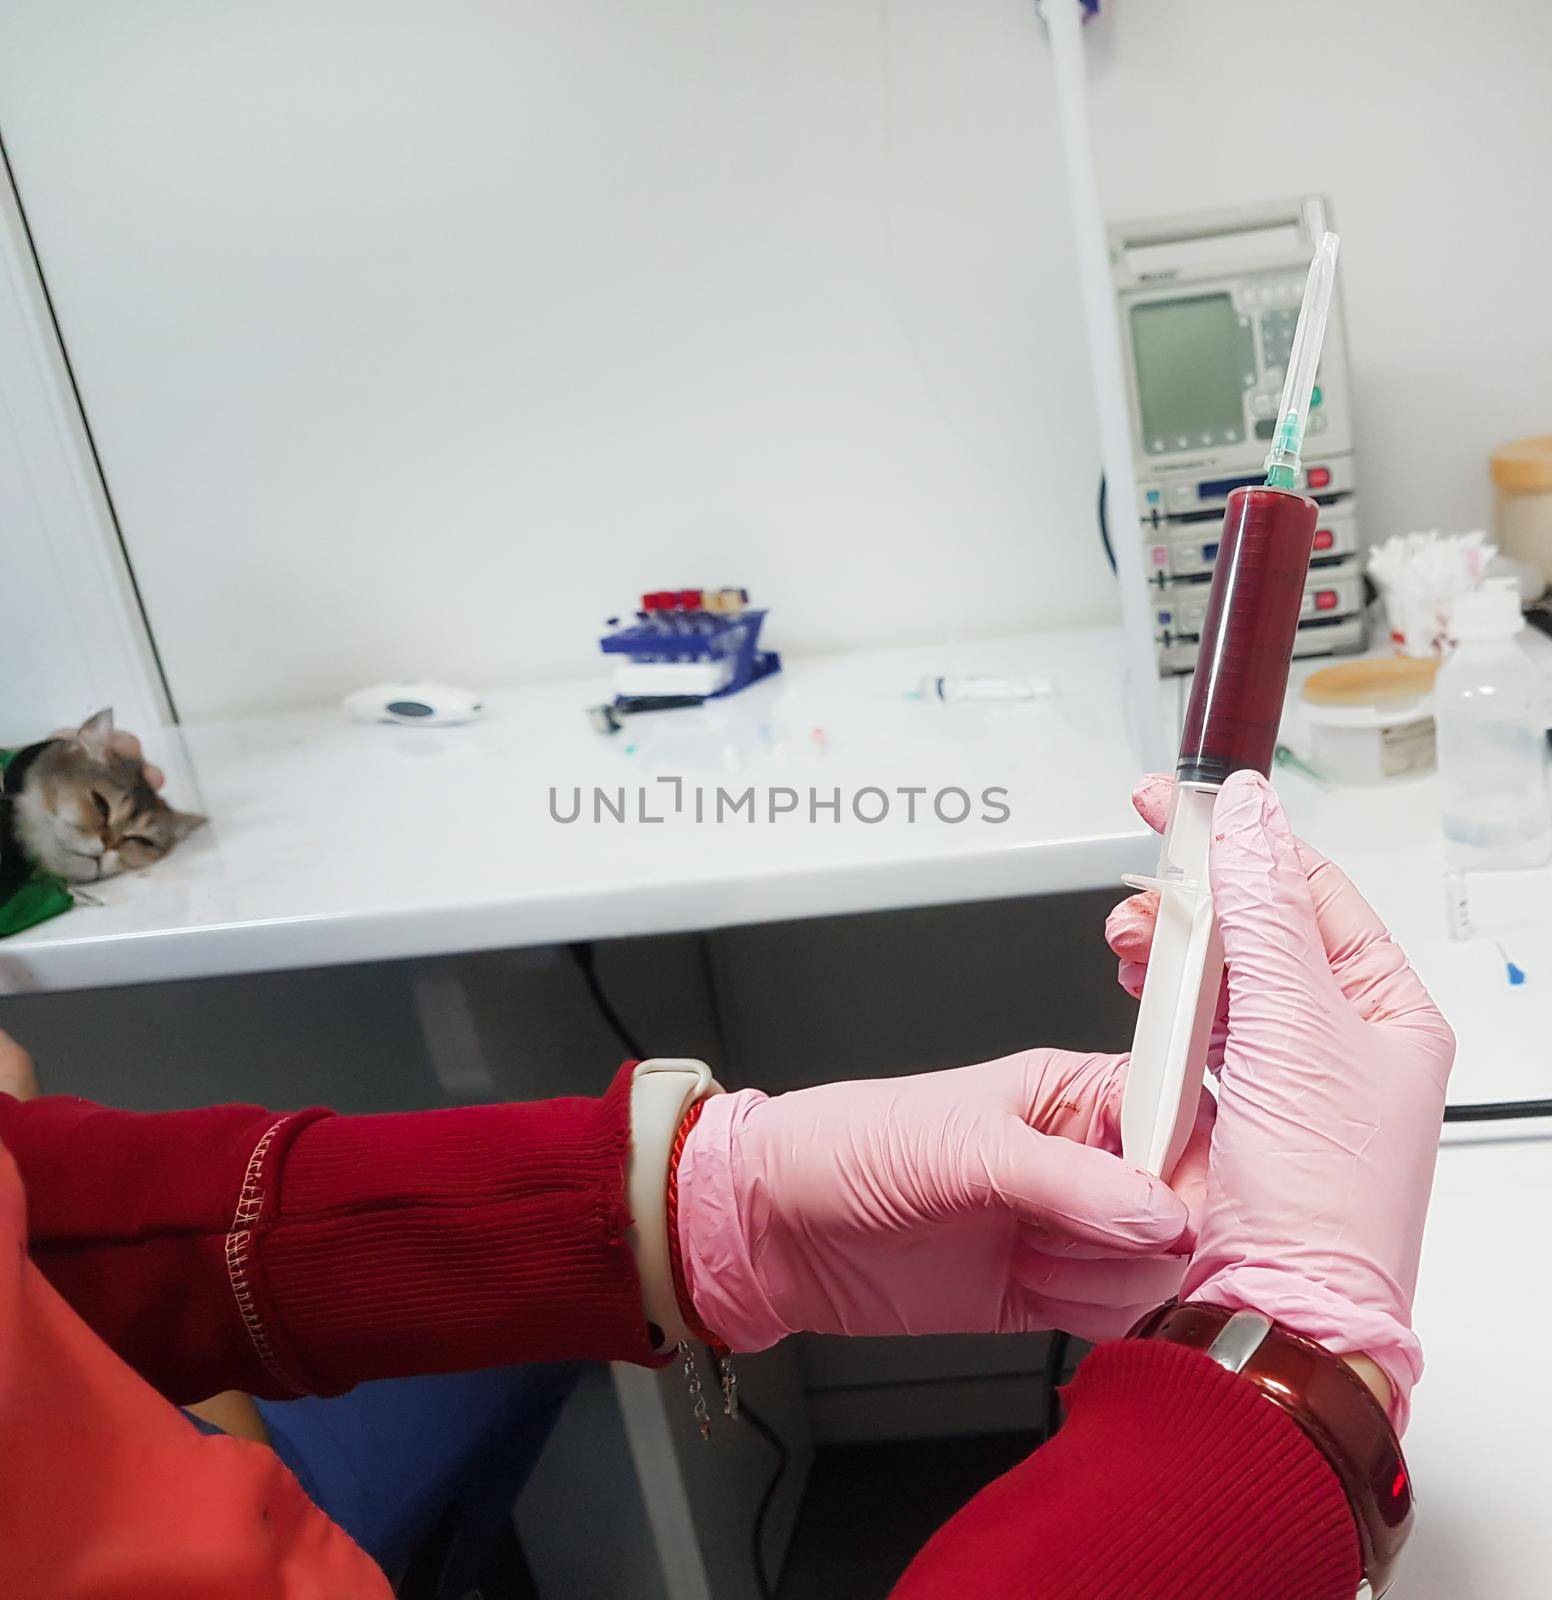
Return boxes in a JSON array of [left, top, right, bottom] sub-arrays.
[[1129, 1301, 1413, 1596]]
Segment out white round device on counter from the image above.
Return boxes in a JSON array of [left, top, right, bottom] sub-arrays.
[[343, 682, 485, 726]]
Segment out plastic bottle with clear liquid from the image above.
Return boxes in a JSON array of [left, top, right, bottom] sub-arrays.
[[1436, 580, 1552, 868]]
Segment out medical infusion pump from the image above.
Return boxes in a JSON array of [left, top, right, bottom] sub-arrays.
[[1110, 196, 1365, 674]]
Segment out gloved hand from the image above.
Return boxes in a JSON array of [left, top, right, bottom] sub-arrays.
[[674, 1048, 1214, 1351], [1105, 772, 1230, 1063], [1107, 773, 1454, 1429]]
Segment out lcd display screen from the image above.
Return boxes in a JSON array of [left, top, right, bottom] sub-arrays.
[[1130, 293, 1253, 454]]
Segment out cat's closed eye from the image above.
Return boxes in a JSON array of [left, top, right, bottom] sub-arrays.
[[6, 709, 207, 885]]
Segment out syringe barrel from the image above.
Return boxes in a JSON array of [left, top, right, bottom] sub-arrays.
[[1177, 486, 1319, 786]]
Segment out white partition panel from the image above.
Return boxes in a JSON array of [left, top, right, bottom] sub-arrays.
[[0, 157, 166, 743]]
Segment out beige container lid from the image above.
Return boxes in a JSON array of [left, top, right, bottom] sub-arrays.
[[1303, 656, 1439, 708], [1491, 436, 1552, 492]]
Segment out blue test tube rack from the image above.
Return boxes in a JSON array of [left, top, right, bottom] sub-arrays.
[[598, 599, 781, 702]]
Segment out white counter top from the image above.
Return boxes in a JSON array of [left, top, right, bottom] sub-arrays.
[[1404, 1125, 1552, 1599], [7, 618, 1551, 1109], [1274, 772, 1552, 1107], [1276, 640, 1552, 1109], [1, 628, 1160, 994]]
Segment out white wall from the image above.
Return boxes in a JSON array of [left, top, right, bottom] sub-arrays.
[[1, 0, 1548, 721], [1086, 2, 1552, 544]]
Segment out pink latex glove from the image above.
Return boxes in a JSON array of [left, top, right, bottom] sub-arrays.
[[1106, 774, 1229, 1051], [675, 1048, 1214, 1351], [1108, 772, 1454, 1429]]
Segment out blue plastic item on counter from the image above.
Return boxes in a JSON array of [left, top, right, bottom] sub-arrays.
[[598, 594, 780, 704]]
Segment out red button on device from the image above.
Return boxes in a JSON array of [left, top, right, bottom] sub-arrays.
[[1313, 529, 1334, 551], [1306, 466, 1332, 490], [1315, 590, 1339, 611]]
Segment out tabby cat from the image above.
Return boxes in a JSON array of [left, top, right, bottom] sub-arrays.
[[1, 709, 205, 888]]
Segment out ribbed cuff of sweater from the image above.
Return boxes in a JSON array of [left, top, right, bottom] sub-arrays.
[[892, 1338, 1363, 1600], [249, 1063, 659, 1392]]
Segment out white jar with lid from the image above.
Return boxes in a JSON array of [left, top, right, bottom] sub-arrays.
[[1300, 658, 1438, 786], [1435, 579, 1552, 868]]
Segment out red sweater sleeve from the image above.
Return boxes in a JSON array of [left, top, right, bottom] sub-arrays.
[[0, 1064, 658, 1402], [892, 1339, 1363, 1600]]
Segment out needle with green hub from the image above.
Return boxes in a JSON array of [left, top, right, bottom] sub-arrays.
[[1263, 230, 1340, 491]]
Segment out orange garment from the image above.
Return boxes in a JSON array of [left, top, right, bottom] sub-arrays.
[[0, 1136, 389, 1599]]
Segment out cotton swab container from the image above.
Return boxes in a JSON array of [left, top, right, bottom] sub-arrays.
[[1368, 531, 1496, 657]]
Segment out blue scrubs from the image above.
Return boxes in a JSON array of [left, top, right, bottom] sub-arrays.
[[188, 1363, 582, 1592]]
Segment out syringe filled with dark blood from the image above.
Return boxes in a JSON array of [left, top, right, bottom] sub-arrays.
[[1120, 234, 1337, 1179], [1179, 485, 1320, 786]]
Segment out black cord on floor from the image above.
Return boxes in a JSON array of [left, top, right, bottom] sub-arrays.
[[1042, 1330, 1070, 1442], [730, 1367, 791, 1600], [568, 941, 791, 1599], [690, 938, 788, 1597], [567, 941, 646, 1059], [1443, 1098, 1552, 1123]]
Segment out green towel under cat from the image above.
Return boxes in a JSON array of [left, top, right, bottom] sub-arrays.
[[0, 748, 76, 938]]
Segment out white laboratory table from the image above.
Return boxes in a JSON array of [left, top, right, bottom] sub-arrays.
[[0, 628, 1157, 995], [6, 622, 1552, 1595]]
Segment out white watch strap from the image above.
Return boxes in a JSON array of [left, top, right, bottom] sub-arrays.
[[628, 1057, 720, 1351]]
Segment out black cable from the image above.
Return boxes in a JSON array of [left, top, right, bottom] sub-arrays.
[[1097, 473, 1116, 574], [697, 935, 786, 1599], [0, 130, 182, 722], [1443, 1098, 1552, 1124], [1042, 1330, 1070, 1442], [569, 943, 790, 1599], [567, 941, 646, 1059], [730, 1372, 791, 1600]]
